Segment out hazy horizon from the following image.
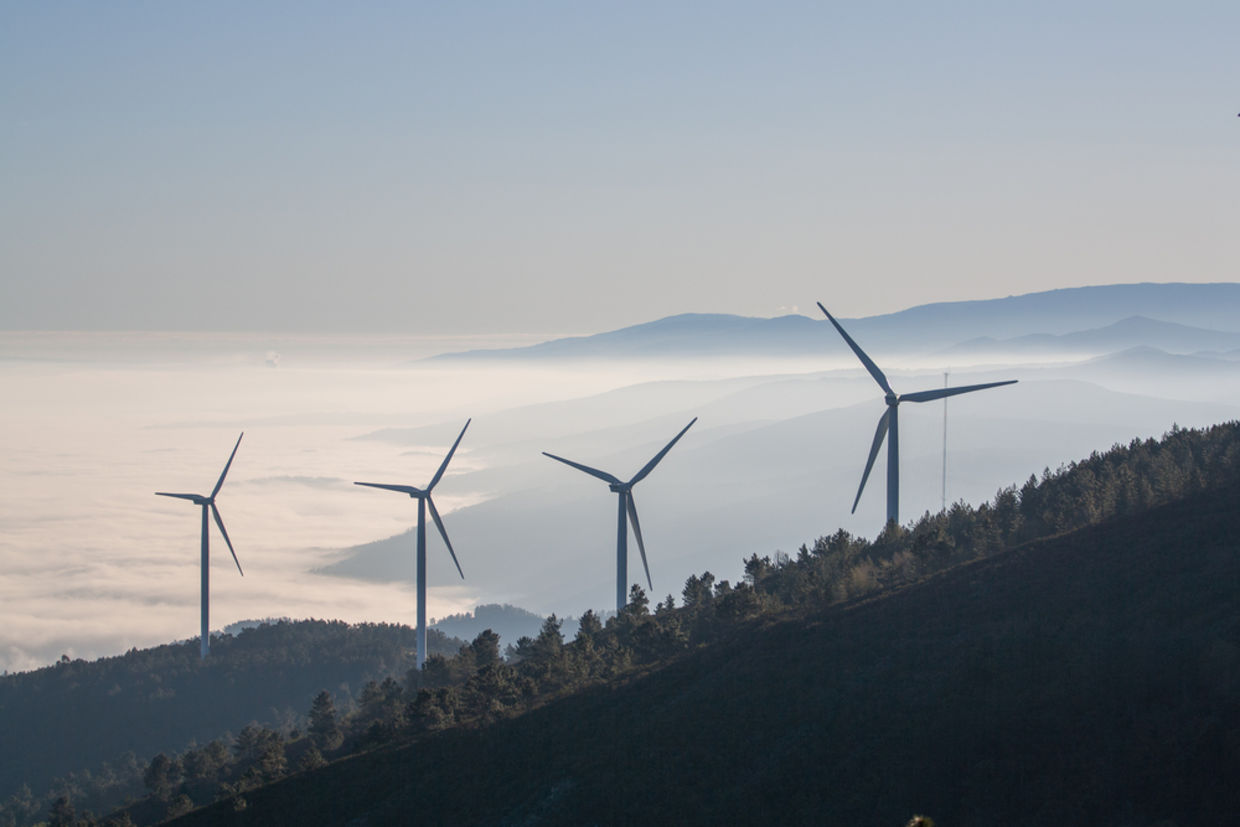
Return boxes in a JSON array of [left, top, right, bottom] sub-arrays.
[[4, 310, 1240, 674]]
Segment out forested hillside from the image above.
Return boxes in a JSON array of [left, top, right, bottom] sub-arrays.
[[11, 421, 1240, 826], [163, 424, 1240, 826], [0, 621, 462, 824]]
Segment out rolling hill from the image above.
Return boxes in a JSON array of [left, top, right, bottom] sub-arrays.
[[429, 282, 1240, 362], [943, 315, 1240, 359], [0, 621, 464, 812], [317, 377, 1240, 614], [164, 425, 1240, 826]]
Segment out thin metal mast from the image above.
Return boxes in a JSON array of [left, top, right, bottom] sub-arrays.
[[942, 371, 948, 512]]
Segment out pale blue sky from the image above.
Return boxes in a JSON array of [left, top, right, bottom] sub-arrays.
[[2, 2, 1237, 333]]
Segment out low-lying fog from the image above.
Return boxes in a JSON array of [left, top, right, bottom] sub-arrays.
[[3, 329, 1238, 673]]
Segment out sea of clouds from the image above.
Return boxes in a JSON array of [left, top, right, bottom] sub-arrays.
[[3, 329, 1238, 674]]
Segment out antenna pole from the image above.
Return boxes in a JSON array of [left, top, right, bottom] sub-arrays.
[[941, 370, 948, 512]]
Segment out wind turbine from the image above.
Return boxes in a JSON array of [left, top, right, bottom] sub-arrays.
[[543, 418, 696, 614], [354, 419, 470, 670], [818, 302, 1016, 526], [155, 433, 245, 660]]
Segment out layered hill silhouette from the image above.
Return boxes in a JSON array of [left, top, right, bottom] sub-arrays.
[[943, 314, 1240, 358], [429, 282, 1240, 361], [150, 423, 1240, 827], [320, 376, 1240, 614], [429, 603, 581, 648]]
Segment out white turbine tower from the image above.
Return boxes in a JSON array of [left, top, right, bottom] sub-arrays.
[[818, 302, 1017, 527], [354, 419, 470, 670], [543, 418, 696, 614], [155, 433, 245, 660]]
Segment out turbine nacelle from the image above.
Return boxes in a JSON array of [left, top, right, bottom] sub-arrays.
[[353, 482, 427, 499], [155, 493, 213, 506]]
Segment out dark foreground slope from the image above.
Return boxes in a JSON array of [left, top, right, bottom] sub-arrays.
[[173, 480, 1240, 826]]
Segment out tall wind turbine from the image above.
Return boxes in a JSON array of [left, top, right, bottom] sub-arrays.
[[355, 419, 469, 670], [818, 302, 1016, 526], [543, 418, 696, 614], [155, 433, 245, 660]]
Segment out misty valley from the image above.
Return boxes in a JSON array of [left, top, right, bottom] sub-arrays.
[[3, 283, 1240, 825]]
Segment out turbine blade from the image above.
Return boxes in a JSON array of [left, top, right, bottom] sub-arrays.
[[625, 493, 653, 591], [541, 452, 621, 485], [628, 417, 697, 485], [354, 482, 424, 496], [211, 433, 244, 499], [427, 496, 464, 580], [428, 419, 471, 491], [817, 303, 894, 395], [211, 504, 244, 576], [899, 380, 1018, 404], [155, 492, 201, 501], [852, 409, 890, 513]]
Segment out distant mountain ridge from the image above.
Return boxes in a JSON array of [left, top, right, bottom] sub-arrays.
[[429, 282, 1240, 361], [943, 315, 1240, 358], [432, 313, 824, 360]]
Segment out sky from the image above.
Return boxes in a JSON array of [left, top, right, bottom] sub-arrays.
[[2, 2, 1238, 334]]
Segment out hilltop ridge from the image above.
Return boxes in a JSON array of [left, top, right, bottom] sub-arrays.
[[7, 422, 1239, 826], [168, 457, 1240, 825], [151, 421, 1240, 826]]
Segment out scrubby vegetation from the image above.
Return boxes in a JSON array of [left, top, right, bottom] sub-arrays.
[[7, 422, 1240, 826], [745, 420, 1240, 608]]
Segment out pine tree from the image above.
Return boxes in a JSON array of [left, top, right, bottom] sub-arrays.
[[308, 691, 343, 750], [469, 630, 501, 672], [142, 753, 179, 801], [575, 610, 603, 641], [624, 584, 649, 617], [46, 796, 75, 827]]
